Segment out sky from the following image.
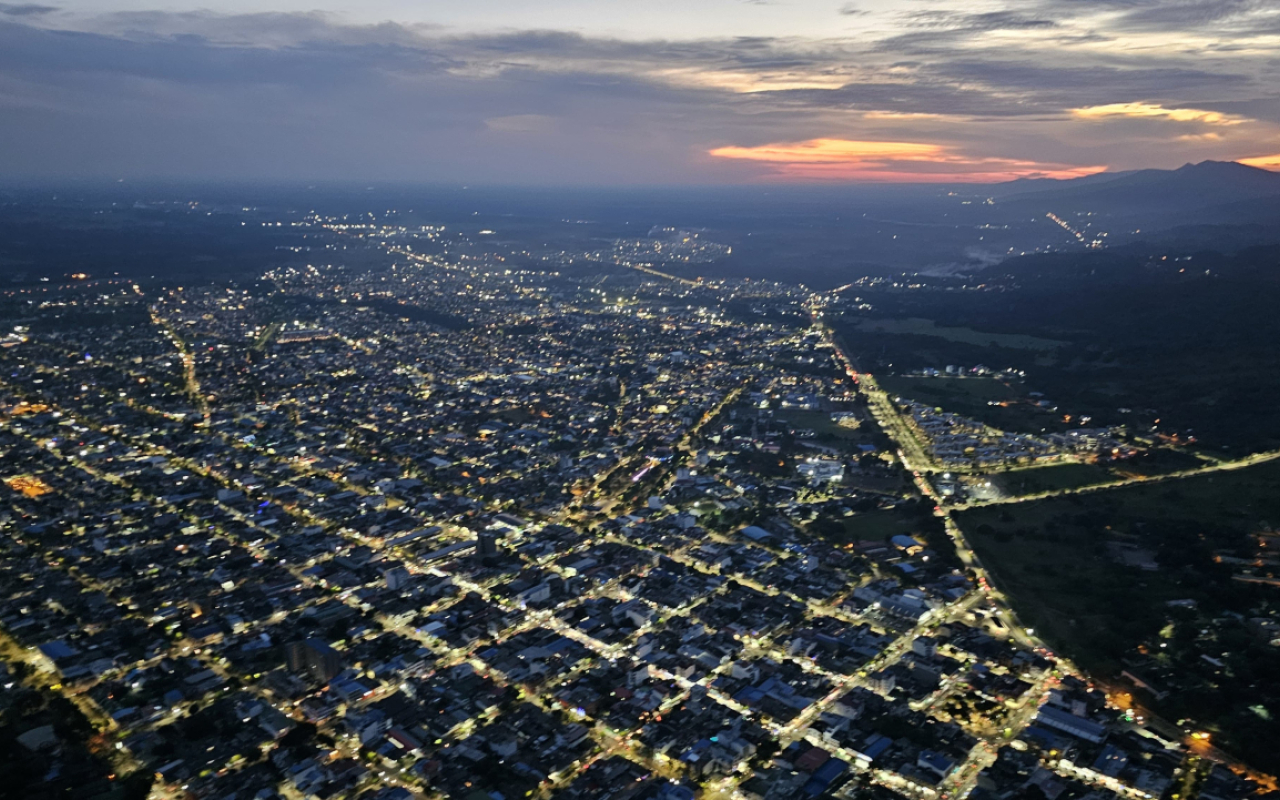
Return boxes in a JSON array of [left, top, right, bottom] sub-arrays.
[[1, 0, 1280, 184]]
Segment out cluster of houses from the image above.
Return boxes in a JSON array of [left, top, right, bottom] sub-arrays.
[[0, 252, 1265, 800]]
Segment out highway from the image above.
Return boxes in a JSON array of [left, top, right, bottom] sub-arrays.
[[818, 312, 1280, 796], [948, 446, 1280, 511], [820, 321, 1083, 797], [151, 307, 211, 425]]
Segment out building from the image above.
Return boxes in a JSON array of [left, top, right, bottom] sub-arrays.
[[286, 639, 344, 683], [383, 566, 411, 591], [912, 636, 938, 658], [1034, 705, 1107, 744], [796, 458, 843, 483], [477, 530, 501, 558]]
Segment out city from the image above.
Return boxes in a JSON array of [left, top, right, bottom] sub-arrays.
[[0, 215, 1264, 800], [5, 0, 1280, 798]]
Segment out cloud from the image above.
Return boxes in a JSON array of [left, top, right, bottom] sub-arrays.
[[485, 114, 556, 133], [931, 60, 1248, 104], [0, 5, 1276, 183], [1072, 102, 1248, 125], [711, 138, 943, 163], [0, 3, 55, 15], [1013, 0, 1280, 41], [905, 10, 1059, 32], [838, 4, 868, 16], [1106, 0, 1267, 31], [1239, 153, 1280, 170], [708, 137, 1106, 182]]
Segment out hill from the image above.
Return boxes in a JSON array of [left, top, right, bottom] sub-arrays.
[[992, 160, 1280, 217]]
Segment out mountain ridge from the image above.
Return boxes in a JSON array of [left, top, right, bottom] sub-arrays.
[[989, 160, 1280, 214]]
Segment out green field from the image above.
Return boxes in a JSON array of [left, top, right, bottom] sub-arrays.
[[778, 409, 871, 443], [823, 508, 926, 543], [878, 375, 1019, 407], [875, 374, 1067, 435], [805, 502, 964, 572], [854, 317, 1065, 350], [961, 461, 1280, 662], [957, 460, 1280, 772], [1110, 447, 1207, 476], [992, 463, 1119, 498]]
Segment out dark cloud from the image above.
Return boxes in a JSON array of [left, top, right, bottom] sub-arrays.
[[867, 9, 1070, 55], [776, 81, 1041, 117], [935, 59, 1248, 97], [0, 3, 56, 15], [1016, 0, 1276, 34], [0, 6, 1275, 182], [905, 10, 1059, 31], [1108, 0, 1263, 29], [0, 17, 778, 183], [0, 21, 456, 88], [838, 4, 868, 16]]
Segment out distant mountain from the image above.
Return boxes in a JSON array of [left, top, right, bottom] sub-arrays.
[[988, 169, 1135, 196], [991, 160, 1280, 216]]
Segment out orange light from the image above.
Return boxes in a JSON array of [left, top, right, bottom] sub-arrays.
[[708, 138, 1106, 182]]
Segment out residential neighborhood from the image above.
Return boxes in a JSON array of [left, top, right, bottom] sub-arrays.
[[0, 216, 1262, 800]]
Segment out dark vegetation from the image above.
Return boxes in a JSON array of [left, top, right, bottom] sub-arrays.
[[958, 460, 1280, 772], [873, 374, 1075, 436], [837, 244, 1280, 452], [0, 202, 310, 285], [0, 670, 153, 800], [990, 464, 1118, 497]]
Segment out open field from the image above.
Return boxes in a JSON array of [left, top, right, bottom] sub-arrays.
[[877, 375, 1017, 406], [957, 459, 1280, 772], [961, 459, 1280, 661], [853, 317, 1065, 350], [875, 374, 1073, 436], [1110, 447, 1207, 476], [806, 503, 965, 573], [824, 508, 926, 543], [838, 258, 1280, 453], [777, 409, 872, 443], [991, 463, 1119, 498]]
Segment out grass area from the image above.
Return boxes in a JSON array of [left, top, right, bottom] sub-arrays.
[[1111, 447, 1207, 476], [957, 460, 1280, 772], [854, 317, 1064, 350], [778, 409, 871, 443], [878, 375, 1018, 406], [992, 463, 1119, 498], [820, 508, 927, 544], [803, 503, 964, 575], [961, 459, 1280, 667], [876, 374, 1069, 436], [963, 511, 1165, 672]]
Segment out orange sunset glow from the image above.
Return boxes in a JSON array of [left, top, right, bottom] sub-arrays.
[[1072, 103, 1248, 126], [1240, 153, 1280, 171], [708, 138, 1107, 182], [1, 1, 1278, 183]]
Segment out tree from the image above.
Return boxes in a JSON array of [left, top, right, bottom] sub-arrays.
[[121, 770, 155, 800], [279, 721, 317, 751]]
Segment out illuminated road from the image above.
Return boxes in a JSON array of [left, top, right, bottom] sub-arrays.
[[151, 307, 211, 424], [819, 318, 1084, 797], [949, 446, 1280, 511], [817, 307, 1280, 794]]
